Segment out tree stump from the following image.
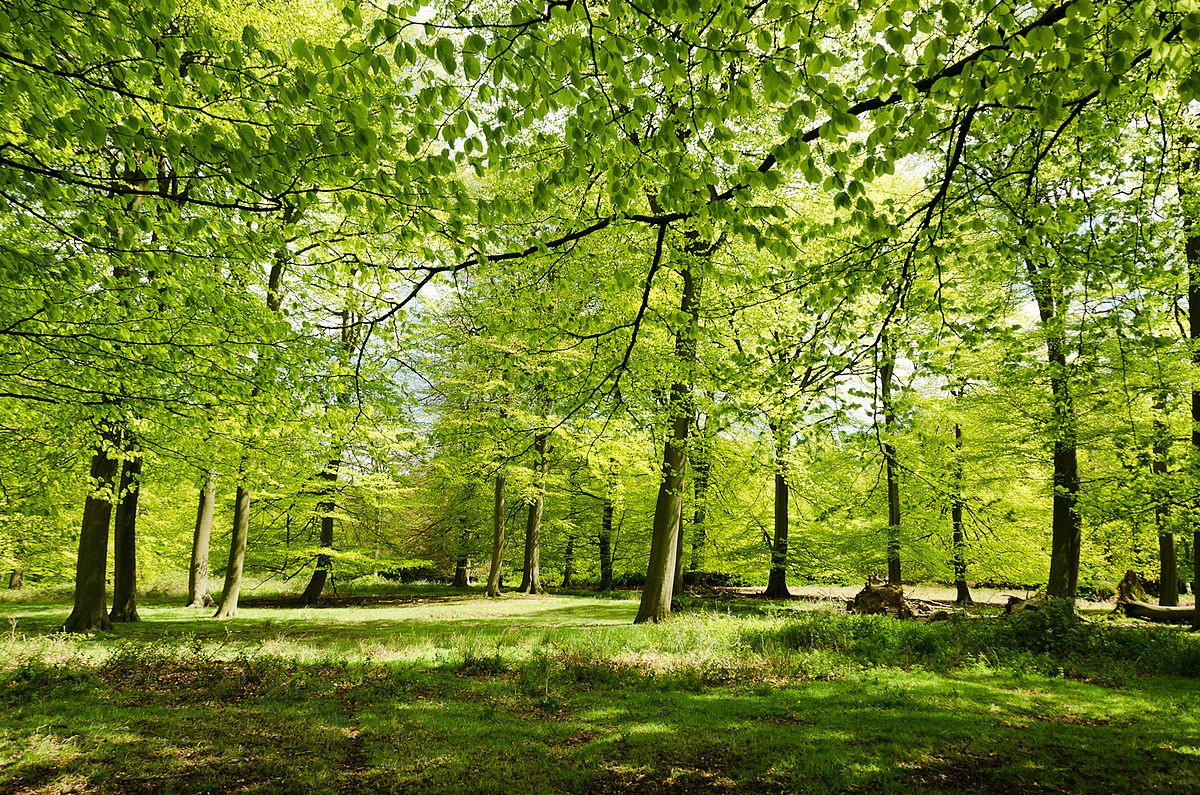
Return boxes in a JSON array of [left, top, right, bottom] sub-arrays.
[[1116, 570, 1148, 604], [847, 583, 913, 619]]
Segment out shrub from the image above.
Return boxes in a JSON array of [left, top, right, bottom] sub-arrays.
[[748, 604, 1200, 679]]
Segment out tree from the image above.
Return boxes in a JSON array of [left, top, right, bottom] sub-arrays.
[[876, 332, 904, 585], [62, 429, 120, 632], [109, 452, 144, 622], [636, 231, 704, 623], [519, 430, 551, 595], [186, 469, 217, 608]]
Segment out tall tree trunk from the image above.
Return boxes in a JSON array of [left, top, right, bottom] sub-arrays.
[[214, 483, 250, 618], [9, 536, 27, 589], [109, 454, 142, 622], [1183, 137, 1200, 631], [1153, 391, 1178, 606], [300, 284, 358, 607], [951, 420, 973, 605], [65, 179, 142, 633], [519, 431, 549, 594], [63, 430, 121, 632], [764, 428, 792, 598], [486, 472, 506, 597], [671, 504, 686, 598], [1027, 258, 1081, 601], [187, 470, 216, 608], [689, 427, 710, 573], [452, 548, 470, 588], [599, 498, 614, 591], [562, 533, 575, 588], [636, 259, 700, 624], [300, 461, 339, 605], [213, 212, 292, 619], [880, 333, 902, 585], [636, 400, 688, 623]]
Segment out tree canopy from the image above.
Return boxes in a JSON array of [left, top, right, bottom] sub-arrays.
[[2, 0, 1199, 626]]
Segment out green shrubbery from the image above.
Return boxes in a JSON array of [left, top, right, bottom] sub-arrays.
[[748, 603, 1200, 679]]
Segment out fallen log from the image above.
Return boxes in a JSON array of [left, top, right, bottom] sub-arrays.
[[1119, 600, 1195, 625]]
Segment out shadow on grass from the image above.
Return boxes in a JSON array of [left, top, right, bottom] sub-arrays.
[[3, 658, 1197, 794]]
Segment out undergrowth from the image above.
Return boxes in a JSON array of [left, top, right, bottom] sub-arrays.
[[744, 602, 1200, 681]]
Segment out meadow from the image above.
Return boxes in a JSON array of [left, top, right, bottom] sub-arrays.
[[2, 584, 1199, 794]]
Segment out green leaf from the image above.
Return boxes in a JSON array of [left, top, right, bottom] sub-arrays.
[[290, 39, 311, 63]]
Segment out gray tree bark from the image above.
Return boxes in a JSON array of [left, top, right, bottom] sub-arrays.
[[951, 420, 972, 605], [1183, 138, 1200, 632], [213, 483, 250, 618], [689, 426, 710, 573], [764, 428, 792, 598], [213, 225, 290, 619], [879, 333, 902, 586], [1026, 256, 1081, 601], [486, 472, 506, 597], [519, 431, 549, 594], [300, 461, 340, 605], [63, 430, 121, 632], [186, 470, 216, 608], [109, 454, 142, 622], [636, 257, 701, 624]]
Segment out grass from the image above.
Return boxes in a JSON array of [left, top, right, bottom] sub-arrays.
[[2, 586, 1199, 793]]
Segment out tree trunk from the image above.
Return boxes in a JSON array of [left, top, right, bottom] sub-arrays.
[[880, 333, 902, 585], [1158, 533, 1179, 607], [636, 260, 700, 624], [109, 454, 142, 622], [689, 430, 710, 573], [1185, 139, 1200, 632], [9, 536, 26, 590], [1152, 391, 1177, 606], [213, 218, 291, 620], [300, 461, 339, 606], [1120, 600, 1195, 624], [486, 472, 506, 597], [562, 534, 575, 588], [452, 551, 470, 588], [636, 404, 688, 623], [519, 431, 549, 594], [63, 433, 121, 633], [672, 507, 685, 598], [214, 483, 250, 618], [764, 429, 792, 598], [951, 421, 973, 605], [598, 498, 614, 591], [301, 274, 359, 606], [1026, 258, 1081, 601], [187, 470, 216, 608]]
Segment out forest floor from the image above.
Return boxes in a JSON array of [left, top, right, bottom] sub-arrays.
[[772, 583, 1196, 612], [1, 585, 1198, 793]]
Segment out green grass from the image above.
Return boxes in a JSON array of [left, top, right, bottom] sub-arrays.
[[2, 589, 1199, 793]]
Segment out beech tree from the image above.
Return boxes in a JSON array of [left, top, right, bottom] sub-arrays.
[[5, 0, 1200, 621]]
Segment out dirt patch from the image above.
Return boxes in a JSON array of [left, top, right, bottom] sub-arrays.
[[236, 592, 478, 609]]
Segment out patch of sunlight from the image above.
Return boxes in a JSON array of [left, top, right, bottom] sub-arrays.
[[579, 706, 624, 721], [625, 722, 672, 735], [24, 728, 82, 763], [816, 730, 854, 742]]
